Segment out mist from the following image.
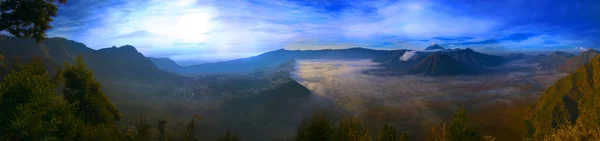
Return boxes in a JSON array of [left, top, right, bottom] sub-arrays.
[[291, 59, 568, 139]]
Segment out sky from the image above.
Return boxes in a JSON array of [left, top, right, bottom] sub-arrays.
[[47, 0, 600, 65]]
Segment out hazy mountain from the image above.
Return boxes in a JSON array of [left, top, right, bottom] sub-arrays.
[[409, 53, 477, 76], [528, 51, 574, 71], [524, 54, 600, 137], [370, 46, 504, 75], [177, 47, 388, 75], [558, 49, 600, 72], [504, 53, 531, 60], [424, 44, 445, 50], [372, 49, 411, 63], [439, 48, 505, 69], [148, 57, 182, 73]]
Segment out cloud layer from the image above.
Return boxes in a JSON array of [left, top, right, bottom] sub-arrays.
[[291, 59, 568, 138], [48, 0, 600, 63]]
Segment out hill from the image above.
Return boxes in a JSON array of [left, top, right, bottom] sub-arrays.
[[559, 49, 600, 72], [524, 55, 600, 137], [409, 53, 477, 76]]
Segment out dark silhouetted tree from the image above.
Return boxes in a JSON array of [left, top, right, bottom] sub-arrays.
[[0, 0, 67, 42], [378, 124, 396, 141], [332, 116, 371, 141], [217, 128, 240, 141], [399, 132, 409, 141], [296, 113, 334, 141], [0, 59, 79, 140], [158, 120, 169, 141], [63, 56, 121, 125], [446, 107, 482, 141], [184, 119, 198, 141], [135, 117, 153, 141]]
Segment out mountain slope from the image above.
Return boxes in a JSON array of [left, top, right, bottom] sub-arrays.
[[524, 55, 600, 137], [559, 49, 600, 72], [440, 48, 505, 69], [178, 48, 388, 75], [528, 51, 574, 71], [148, 57, 182, 73], [424, 44, 445, 50], [0, 35, 189, 86], [409, 53, 477, 76]]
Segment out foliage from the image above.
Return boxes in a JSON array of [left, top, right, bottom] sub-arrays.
[[296, 113, 334, 141], [63, 56, 121, 125], [158, 120, 169, 141], [184, 119, 198, 141], [217, 128, 240, 141], [135, 117, 153, 141], [446, 107, 482, 141], [377, 124, 396, 141], [0, 0, 67, 42], [0, 59, 79, 140], [399, 132, 409, 141], [427, 108, 495, 141], [332, 116, 372, 141]]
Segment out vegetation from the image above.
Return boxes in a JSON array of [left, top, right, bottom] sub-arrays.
[[377, 124, 396, 141], [63, 56, 122, 125], [0, 59, 79, 140], [426, 107, 496, 141], [217, 128, 240, 141], [524, 55, 600, 138], [0, 0, 67, 42]]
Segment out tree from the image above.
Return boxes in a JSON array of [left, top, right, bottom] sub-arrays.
[[63, 56, 121, 125], [378, 124, 396, 141], [135, 117, 153, 141], [0, 59, 79, 140], [446, 107, 481, 141], [184, 119, 198, 141], [296, 113, 334, 141], [399, 132, 409, 141], [0, 0, 67, 42], [332, 116, 371, 141], [217, 128, 240, 141], [158, 120, 169, 141]]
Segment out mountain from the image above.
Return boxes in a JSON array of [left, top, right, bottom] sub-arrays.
[[148, 57, 182, 73], [0, 35, 189, 88], [524, 55, 600, 137], [558, 49, 600, 72], [372, 49, 411, 63], [177, 47, 388, 75], [424, 44, 445, 50], [409, 53, 477, 76], [504, 53, 531, 60], [439, 48, 505, 69], [528, 51, 574, 71]]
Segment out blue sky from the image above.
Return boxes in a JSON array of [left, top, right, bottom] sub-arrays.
[[47, 0, 600, 65]]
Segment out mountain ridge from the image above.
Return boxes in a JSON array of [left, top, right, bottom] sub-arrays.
[[524, 54, 600, 137]]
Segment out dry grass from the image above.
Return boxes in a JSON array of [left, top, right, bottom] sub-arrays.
[[538, 124, 600, 141]]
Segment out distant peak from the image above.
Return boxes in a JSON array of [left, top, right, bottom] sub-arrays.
[[584, 48, 599, 53], [99, 45, 140, 54], [425, 44, 445, 50], [550, 51, 574, 57]]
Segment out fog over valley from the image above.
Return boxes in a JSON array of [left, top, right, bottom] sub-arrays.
[[292, 59, 568, 140]]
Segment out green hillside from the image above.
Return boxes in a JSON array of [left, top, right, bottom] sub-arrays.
[[524, 55, 600, 138]]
